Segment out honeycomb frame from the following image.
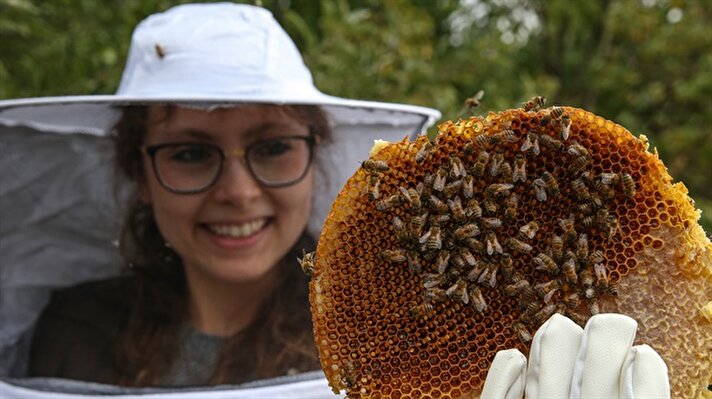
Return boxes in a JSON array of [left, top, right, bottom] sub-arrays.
[[310, 106, 712, 398]]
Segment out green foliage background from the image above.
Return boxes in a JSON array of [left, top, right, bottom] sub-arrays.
[[1, 0, 710, 231]]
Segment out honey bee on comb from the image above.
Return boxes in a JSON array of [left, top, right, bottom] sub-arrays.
[[309, 105, 711, 398]]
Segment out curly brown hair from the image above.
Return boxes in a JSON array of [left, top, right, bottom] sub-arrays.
[[111, 104, 330, 386]]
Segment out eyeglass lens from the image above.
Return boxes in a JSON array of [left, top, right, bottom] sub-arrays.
[[151, 137, 312, 193]]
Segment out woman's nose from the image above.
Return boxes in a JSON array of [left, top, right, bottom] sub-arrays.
[[211, 158, 262, 203]]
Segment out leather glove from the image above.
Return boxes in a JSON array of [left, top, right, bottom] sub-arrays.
[[480, 313, 669, 399]]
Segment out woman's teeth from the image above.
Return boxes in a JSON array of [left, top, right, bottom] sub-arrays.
[[208, 219, 266, 238]]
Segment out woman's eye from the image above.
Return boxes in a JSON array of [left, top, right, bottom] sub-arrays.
[[169, 145, 215, 162], [254, 140, 293, 157]]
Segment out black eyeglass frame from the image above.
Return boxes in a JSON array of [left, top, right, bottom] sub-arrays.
[[142, 135, 319, 194]]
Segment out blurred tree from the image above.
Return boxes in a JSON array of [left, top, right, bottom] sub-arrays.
[[1, 0, 710, 231]]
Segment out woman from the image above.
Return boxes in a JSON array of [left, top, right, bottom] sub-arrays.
[[11, 2, 439, 387]]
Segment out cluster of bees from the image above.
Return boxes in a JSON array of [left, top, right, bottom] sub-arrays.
[[309, 100, 710, 398], [361, 97, 636, 342]]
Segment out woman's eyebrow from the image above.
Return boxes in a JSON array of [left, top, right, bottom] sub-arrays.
[[243, 121, 307, 140], [158, 129, 216, 141]]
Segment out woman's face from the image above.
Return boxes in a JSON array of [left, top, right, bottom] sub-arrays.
[[140, 105, 314, 285]]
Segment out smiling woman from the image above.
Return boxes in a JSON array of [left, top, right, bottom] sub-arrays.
[[0, 2, 440, 389]]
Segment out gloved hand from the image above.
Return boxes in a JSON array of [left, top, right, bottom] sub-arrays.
[[480, 313, 669, 399]]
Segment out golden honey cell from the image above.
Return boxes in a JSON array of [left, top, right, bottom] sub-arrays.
[[310, 106, 712, 398]]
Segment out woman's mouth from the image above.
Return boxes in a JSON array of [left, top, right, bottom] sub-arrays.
[[206, 218, 269, 238]]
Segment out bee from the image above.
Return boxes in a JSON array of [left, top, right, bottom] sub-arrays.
[[534, 253, 559, 274], [504, 279, 533, 299], [469, 285, 488, 313], [450, 156, 467, 179], [558, 214, 577, 243], [446, 279, 469, 304], [484, 198, 499, 214], [499, 161, 513, 182], [521, 132, 540, 155], [464, 141, 476, 156], [523, 95, 546, 112], [589, 249, 604, 265], [534, 303, 558, 325], [409, 302, 434, 319], [481, 217, 503, 230], [564, 292, 580, 309], [466, 199, 483, 219], [392, 216, 409, 244], [514, 322, 532, 343], [376, 194, 401, 211], [486, 183, 514, 198], [506, 237, 533, 254], [298, 250, 316, 276], [533, 178, 548, 202], [428, 196, 449, 214], [492, 129, 518, 144], [567, 143, 589, 157], [549, 106, 565, 120], [424, 287, 447, 302], [581, 215, 596, 229], [436, 250, 451, 274], [447, 197, 467, 223], [575, 234, 588, 259], [463, 90, 485, 114], [541, 171, 560, 195], [600, 172, 620, 185], [465, 238, 485, 254], [559, 114, 572, 140], [474, 134, 491, 148], [454, 223, 481, 240], [381, 249, 407, 264], [485, 232, 503, 255], [605, 216, 620, 241], [539, 134, 564, 152], [518, 221, 539, 240], [588, 299, 600, 315], [549, 235, 564, 262], [593, 262, 611, 288], [562, 251, 578, 284], [621, 173, 635, 198], [443, 180, 464, 197], [513, 155, 527, 183], [154, 44, 166, 59], [489, 152, 505, 177], [406, 250, 422, 273], [340, 362, 357, 389], [415, 140, 435, 163], [535, 279, 560, 303], [466, 259, 487, 282], [568, 155, 590, 175], [571, 178, 591, 201], [473, 150, 490, 176], [451, 253, 466, 269], [462, 175, 474, 199], [592, 178, 615, 200], [425, 226, 442, 250], [419, 173, 434, 199], [459, 248, 477, 267], [410, 211, 428, 237], [366, 175, 381, 200], [399, 186, 422, 213], [539, 113, 552, 127], [478, 262, 499, 288], [580, 268, 596, 298], [500, 255, 515, 280], [361, 159, 389, 174], [423, 273, 446, 289], [503, 193, 519, 223], [433, 168, 448, 192]]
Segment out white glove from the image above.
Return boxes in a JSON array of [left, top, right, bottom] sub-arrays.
[[480, 313, 670, 399]]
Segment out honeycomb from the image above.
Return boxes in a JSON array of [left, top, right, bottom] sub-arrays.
[[309, 105, 712, 398]]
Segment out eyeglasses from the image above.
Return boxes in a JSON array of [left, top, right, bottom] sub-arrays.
[[143, 135, 319, 194]]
